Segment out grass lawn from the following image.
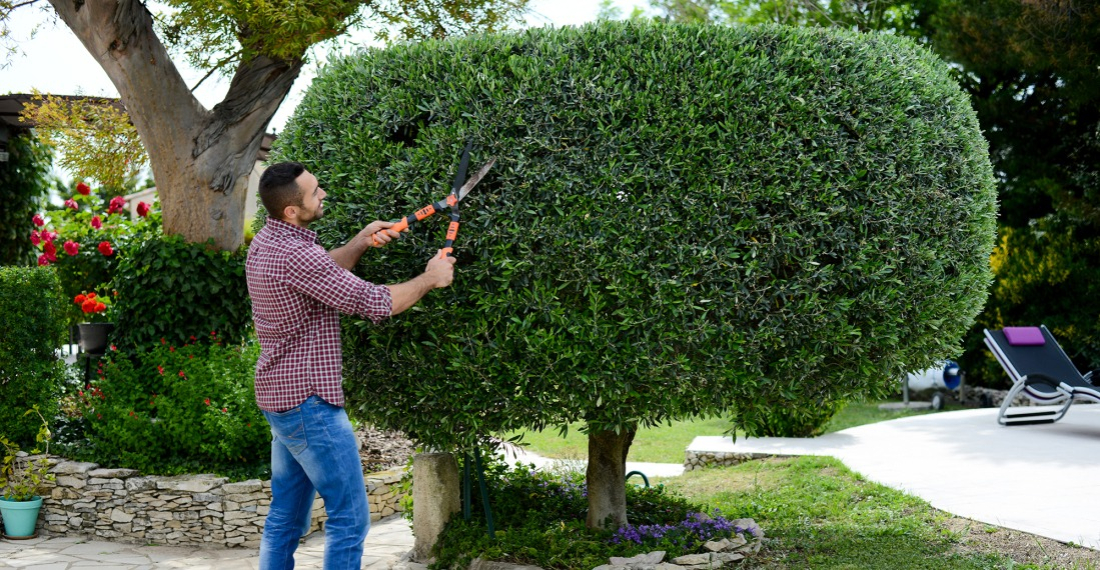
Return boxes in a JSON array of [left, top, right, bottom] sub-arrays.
[[507, 399, 959, 464]]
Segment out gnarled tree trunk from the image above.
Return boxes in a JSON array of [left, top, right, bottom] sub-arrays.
[[585, 428, 636, 529], [47, 0, 301, 250]]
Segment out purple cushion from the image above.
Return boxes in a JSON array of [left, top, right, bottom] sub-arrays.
[[1004, 326, 1045, 346]]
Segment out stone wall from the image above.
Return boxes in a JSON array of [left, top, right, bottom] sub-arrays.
[[20, 454, 406, 547]]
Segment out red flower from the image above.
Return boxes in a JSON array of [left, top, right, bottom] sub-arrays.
[[76, 182, 91, 195], [64, 198, 79, 210], [136, 201, 150, 217], [169, 346, 175, 352], [41, 231, 56, 243], [221, 407, 227, 413], [108, 196, 126, 215], [178, 370, 186, 378], [97, 241, 114, 256], [110, 344, 117, 351], [94, 302, 106, 312], [160, 338, 166, 345], [204, 398, 211, 406], [157, 365, 164, 375], [91, 216, 102, 230], [37, 254, 49, 266], [43, 241, 57, 261], [63, 240, 79, 256], [81, 299, 96, 313], [74, 294, 87, 304], [29, 230, 40, 246], [32, 214, 44, 227], [87, 292, 97, 299]]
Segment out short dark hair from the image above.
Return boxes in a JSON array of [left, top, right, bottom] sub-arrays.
[[259, 162, 307, 220]]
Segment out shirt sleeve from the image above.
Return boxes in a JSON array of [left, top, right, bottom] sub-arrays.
[[283, 242, 392, 323]]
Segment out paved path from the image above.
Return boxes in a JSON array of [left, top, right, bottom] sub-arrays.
[[689, 406, 1100, 550], [0, 514, 413, 569]]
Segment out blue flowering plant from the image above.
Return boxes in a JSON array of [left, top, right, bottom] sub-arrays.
[[610, 510, 761, 553]]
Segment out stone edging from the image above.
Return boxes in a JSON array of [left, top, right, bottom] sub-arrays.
[[20, 454, 406, 548]]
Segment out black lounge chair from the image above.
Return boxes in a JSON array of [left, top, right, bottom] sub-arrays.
[[983, 325, 1100, 426]]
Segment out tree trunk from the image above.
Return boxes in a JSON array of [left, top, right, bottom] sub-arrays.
[[585, 428, 636, 529], [47, 0, 302, 251]]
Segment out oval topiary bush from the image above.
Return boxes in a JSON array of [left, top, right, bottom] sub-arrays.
[[273, 20, 996, 526]]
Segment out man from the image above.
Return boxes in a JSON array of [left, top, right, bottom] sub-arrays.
[[245, 162, 455, 570]]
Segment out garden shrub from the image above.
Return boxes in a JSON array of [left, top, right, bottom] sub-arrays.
[[74, 338, 269, 479], [0, 266, 67, 446], [275, 19, 997, 445], [0, 133, 53, 266], [432, 460, 756, 569], [110, 234, 252, 350]]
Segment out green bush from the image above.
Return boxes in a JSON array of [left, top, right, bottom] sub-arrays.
[[74, 338, 269, 478], [110, 234, 252, 350], [275, 19, 996, 446], [0, 266, 67, 446], [432, 461, 753, 569], [0, 134, 53, 266]]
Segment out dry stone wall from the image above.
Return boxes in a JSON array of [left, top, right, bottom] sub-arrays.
[[20, 454, 406, 547]]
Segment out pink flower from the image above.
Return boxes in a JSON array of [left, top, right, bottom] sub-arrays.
[[108, 196, 126, 215], [29, 230, 40, 246], [97, 241, 114, 256], [43, 241, 57, 261], [136, 201, 150, 217], [37, 254, 49, 266], [204, 398, 210, 406], [76, 182, 91, 195], [41, 231, 56, 243], [32, 214, 45, 227], [64, 198, 79, 210], [90, 216, 102, 230], [63, 240, 79, 256]]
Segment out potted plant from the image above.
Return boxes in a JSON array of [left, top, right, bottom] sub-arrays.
[[73, 290, 116, 355], [0, 407, 54, 539]]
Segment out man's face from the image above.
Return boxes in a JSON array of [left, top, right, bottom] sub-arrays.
[[293, 170, 327, 225]]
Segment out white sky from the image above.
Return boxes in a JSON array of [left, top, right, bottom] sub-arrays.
[[2, 0, 645, 133]]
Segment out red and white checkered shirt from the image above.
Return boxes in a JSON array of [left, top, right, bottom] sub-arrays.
[[246, 217, 392, 411]]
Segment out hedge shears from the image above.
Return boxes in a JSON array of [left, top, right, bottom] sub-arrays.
[[371, 142, 495, 258]]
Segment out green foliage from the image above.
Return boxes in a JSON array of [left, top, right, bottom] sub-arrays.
[[111, 234, 251, 350], [0, 407, 54, 501], [432, 460, 749, 569], [0, 133, 53, 266], [0, 266, 67, 447], [959, 219, 1100, 388], [275, 20, 996, 445], [74, 340, 269, 479]]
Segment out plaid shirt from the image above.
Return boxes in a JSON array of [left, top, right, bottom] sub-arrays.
[[246, 217, 392, 411]]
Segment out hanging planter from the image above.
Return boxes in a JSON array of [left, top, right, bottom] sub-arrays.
[[77, 322, 115, 355]]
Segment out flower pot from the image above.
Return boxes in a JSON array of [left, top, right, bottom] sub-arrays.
[[78, 322, 115, 355], [0, 496, 43, 539]]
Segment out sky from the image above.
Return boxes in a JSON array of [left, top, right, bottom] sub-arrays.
[[2, 0, 645, 134]]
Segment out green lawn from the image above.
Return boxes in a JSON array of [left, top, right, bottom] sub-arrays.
[[508, 399, 956, 463]]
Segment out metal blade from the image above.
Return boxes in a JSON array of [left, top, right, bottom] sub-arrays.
[[451, 141, 472, 196], [455, 158, 496, 202]]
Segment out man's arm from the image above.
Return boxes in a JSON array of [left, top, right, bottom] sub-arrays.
[[329, 221, 402, 270], [387, 252, 456, 315]]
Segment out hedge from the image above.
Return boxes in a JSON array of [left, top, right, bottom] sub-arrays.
[[272, 20, 997, 444]]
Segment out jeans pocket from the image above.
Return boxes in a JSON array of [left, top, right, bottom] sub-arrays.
[[264, 407, 307, 455]]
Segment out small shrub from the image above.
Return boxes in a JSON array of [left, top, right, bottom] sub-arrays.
[[432, 460, 755, 569], [110, 234, 252, 350], [0, 266, 67, 447], [74, 338, 269, 479]]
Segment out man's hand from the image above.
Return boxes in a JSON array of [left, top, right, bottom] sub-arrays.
[[362, 221, 403, 247], [424, 250, 456, 288]]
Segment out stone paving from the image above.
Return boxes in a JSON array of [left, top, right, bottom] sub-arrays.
[[0, 514, 414, 569]]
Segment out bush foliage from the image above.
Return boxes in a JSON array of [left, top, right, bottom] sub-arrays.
[[0, 267, 67, 446], [110, 235, 252, 350], [0, 134, 53, 266], [274, 20, 996, 444], [73, 339, 269, 478]]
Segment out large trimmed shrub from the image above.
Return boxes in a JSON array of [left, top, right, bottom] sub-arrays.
[[0, 266, 67, 446], [275, 20, 996, 525], [0, 134, 53, 266]]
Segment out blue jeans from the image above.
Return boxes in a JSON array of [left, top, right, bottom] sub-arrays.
[[260, 396, 370, 570]]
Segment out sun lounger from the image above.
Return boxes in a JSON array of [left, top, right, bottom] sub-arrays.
[[983, 325, 1100, 426]]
